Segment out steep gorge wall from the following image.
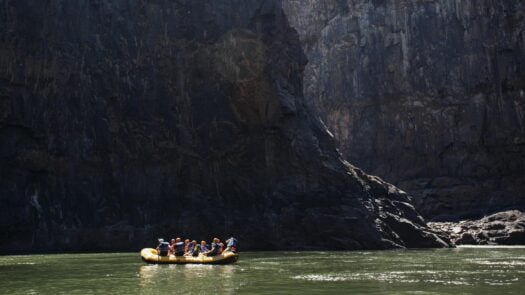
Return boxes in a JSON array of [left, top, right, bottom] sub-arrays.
[[0, 0, 446, 253], [283, 0, 525, 221]]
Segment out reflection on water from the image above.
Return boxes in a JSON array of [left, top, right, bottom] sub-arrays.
[[138, 263, 237, 293], [1, 247, 524, 294]]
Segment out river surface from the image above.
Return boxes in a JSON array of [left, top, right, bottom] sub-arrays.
[[1, 247, 524, 294]]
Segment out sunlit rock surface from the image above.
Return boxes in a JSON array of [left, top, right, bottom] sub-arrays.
[[283, 0, 525, 221], [0, 0, 447, 253], [429, 210, 525, 245]]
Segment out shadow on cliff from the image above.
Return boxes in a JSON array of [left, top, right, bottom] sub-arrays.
[[0, 0, 448, 253]]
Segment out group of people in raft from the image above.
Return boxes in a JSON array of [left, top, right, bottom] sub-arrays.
[[156, 237, 238, 257]]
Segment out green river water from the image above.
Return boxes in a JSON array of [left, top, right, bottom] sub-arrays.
[[1, 246, 524, 294]]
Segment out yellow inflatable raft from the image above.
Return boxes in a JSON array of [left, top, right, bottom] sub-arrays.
[[140, 248, 239, 265]]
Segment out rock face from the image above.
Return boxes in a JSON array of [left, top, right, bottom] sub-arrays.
[[0, 0, 447, 253], [283, 0, 525, 221], [429, 210, 525, 245]]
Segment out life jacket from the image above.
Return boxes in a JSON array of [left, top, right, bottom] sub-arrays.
[[192, 244, 200, 256], [159, 242, 169, 251], [175, 241, 185, 253], [209, 243, 219, 255], [227, 238, 238, 248], [186, 242, 194, 252]]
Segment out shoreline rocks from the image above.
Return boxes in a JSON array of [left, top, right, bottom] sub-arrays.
[[428, 210, 525, 245]]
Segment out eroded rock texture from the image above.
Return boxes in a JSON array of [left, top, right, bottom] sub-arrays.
[[283, 0, 525, 221], [429, 210, 525, 245], [0, 0, 447, 253]]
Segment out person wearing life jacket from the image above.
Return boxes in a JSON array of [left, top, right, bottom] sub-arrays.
[[184, 240, 193, 256], [168, 239, 176, 256], [184, 239, 191, 253], [205, 238, 221, 257], [156, 238, 170, 256], [200, 240, 209, 253], [217, 239, 225, 254], [189, 240, 200, 257], [224, 237, 238, 253], [191, 240, 201, 257], [174, 237, 185, 256]]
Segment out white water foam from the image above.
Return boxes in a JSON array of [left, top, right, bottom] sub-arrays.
[[291, 272, 473, 285]]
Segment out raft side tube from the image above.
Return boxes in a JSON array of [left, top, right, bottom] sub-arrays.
[[140, 248, 239, 265]]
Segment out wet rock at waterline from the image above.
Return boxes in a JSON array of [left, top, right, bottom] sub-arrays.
[[429, 210, 525, 245], [0, 0, 448, 253]]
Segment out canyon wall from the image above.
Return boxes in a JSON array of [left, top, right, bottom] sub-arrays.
[[0, 0, 446, 253], [283, 0, 525, 221]]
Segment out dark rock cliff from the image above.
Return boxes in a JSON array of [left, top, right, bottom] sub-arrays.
[[0, 0, 446, 253], [283, 0, 525, 221]]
